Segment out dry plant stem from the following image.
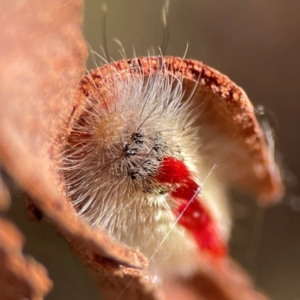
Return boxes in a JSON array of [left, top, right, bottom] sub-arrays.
[[0, 1, 282, 299]]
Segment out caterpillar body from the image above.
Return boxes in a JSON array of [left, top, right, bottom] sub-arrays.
[[61, 56, 281, 278]]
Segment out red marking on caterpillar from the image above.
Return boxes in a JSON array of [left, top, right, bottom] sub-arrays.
[[156, 156, 227, 258]]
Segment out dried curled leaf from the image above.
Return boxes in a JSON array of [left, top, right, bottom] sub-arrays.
[[0, 1, 283, 300], [0, 218, 52, 300], [165, 259, 269, 300], [62, 56, 282, 299]]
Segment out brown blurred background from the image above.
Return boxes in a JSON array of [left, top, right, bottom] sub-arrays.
[[6, 0, 300, 299]]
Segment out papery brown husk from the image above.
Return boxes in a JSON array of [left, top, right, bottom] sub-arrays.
[[0, 1, 282, 300], [0, 218, 52, 300]]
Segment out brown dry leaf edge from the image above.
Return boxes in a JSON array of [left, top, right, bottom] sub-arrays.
[[0, 1, 283, 300], [0, 218, 52, 300]]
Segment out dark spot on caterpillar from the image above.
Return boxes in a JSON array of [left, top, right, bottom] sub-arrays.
[[124, 144, 139, 157], [124, 130, 168, 183], [132, 131, 144, 145]]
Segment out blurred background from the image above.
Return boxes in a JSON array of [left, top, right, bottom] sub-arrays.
[[6, 0, 300, 299]]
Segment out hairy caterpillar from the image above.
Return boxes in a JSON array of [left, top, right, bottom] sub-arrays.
[[61, 56, 282, 280]]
